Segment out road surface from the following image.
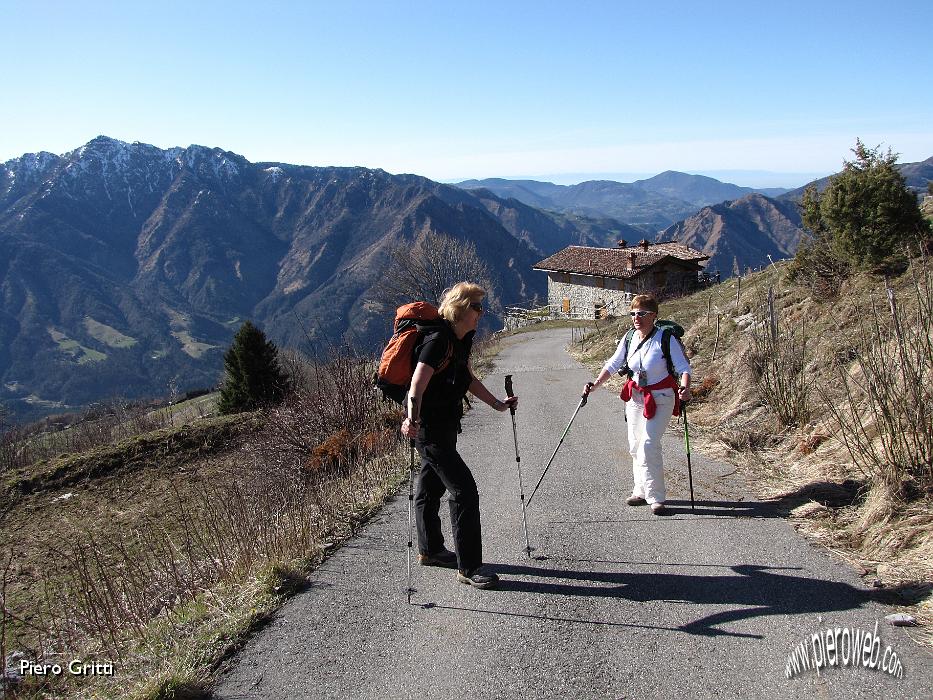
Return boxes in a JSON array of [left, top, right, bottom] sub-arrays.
[[215, 328, 931, 699]]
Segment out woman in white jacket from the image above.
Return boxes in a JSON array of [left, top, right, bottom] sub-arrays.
[[583, 294, 691, 515]]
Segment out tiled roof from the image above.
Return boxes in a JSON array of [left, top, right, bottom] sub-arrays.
[[533, 243, 708, 279], [641, 242, 709, 261]]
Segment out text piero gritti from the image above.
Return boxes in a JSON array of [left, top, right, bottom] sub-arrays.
[[18, 659, 115, 676]]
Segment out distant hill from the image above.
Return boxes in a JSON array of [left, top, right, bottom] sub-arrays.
[[781, 155, 933, 201], [659, 193, 806, 277], [459, 178, 696, 231], [0, 137, 614, 419], [899, 156, 933, 191], [454, 179, 564, 209], [466, 189, 643, 252], [458, 172, 790, 231], [633, 171, 789, 206]]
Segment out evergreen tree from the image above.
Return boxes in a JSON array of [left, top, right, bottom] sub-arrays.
[[218, 321, 290, 414], [802, 140, 931, 270]]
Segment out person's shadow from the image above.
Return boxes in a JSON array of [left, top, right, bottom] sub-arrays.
[[475, 562, 874, 638]]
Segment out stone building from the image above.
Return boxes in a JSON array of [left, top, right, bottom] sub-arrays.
[[533, 240, 709, 318]]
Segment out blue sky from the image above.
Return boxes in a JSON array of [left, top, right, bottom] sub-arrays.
[[1, 1, 931, 187]]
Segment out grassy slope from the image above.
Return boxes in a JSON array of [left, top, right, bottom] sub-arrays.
[[2, 395, 407, 699], [570, 263, 932, 645]]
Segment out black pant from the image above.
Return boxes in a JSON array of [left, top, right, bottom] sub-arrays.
[[414, 422, 482, 572]]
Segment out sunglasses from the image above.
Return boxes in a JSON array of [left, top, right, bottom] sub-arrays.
[[469, 302, 485, 314], [629, 310, 653, 318]]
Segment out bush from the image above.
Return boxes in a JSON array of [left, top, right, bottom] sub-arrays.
[[689, 373, 720, 404], [801, 140, 931, 273], [821, 261, 933, 498], [789, 241, 849, 298], [747, 290, 810, 427]]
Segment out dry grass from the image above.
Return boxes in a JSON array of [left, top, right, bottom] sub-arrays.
[[1, 394, 218, 481], [1, 351, 408, 699]]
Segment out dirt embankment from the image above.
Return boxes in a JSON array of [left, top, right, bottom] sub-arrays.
[[4, 413, 260, 501]]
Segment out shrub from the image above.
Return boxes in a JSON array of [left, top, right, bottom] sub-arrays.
[[801, 140, 931, 272], [821, 260, 933, 497], [747, 290, 810, 427], [689, 373, 720, 404]]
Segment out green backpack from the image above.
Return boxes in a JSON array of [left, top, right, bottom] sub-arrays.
[[617, 320, 686, 379]]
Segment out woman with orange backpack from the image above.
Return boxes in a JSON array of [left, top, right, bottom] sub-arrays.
[[400, 282, 518, 589]]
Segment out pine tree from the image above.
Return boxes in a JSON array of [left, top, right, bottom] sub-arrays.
[[218, 321, 290, 414], [802, 140, 931, 270]]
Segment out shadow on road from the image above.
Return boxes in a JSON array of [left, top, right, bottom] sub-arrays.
[[660, 499, 777, 517], [450, 562, 876, 638], [546, 498, 786, 520]]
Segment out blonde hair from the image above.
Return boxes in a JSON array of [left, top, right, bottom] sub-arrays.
[[438, 282, 486, 323], [631, 294, 659, 313]]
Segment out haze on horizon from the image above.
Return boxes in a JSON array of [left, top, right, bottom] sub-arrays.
[[1, 1, 930, 189]]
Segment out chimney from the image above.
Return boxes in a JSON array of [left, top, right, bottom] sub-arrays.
[[639, 239, 650, 251], [628, 251, 637, 270], [617, 239, 627, 248]]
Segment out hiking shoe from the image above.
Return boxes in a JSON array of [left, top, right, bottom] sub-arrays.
[[626, 495, 647, 506], [651, 503, 669, 515], [457, 568, 499, 589], [418, 548, 458, 568]]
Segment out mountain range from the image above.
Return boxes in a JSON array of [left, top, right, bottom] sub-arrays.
[[4, 137, 929, 421], [457, 172, 791, 232], [0, 137, 626, 419]]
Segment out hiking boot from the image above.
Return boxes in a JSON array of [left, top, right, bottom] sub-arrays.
[[418, 548, 458, 568], [626, 495, 647, 506], [457, 568, 499, 589], [651, 503, 669, 515]]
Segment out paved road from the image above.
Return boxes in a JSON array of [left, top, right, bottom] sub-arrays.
[[215, 328, 931, 699]]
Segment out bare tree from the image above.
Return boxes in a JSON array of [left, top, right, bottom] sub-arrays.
[[369, 231, 495, 311]]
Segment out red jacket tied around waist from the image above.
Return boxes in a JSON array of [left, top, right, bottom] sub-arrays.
[[619, 374, 681, 419]]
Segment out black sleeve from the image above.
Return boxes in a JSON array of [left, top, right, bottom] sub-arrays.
[[415, 333, 451, 370]]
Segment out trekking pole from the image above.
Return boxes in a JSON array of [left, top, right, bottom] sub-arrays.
[[505, 375, 532, 557], [406, 396, 418, 603], [682, 401, 695, 511], [526, 386, 589, 507]]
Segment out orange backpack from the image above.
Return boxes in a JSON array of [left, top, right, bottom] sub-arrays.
[[375, 302, 453, 404]]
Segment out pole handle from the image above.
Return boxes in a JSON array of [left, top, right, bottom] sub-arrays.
[[505, 374, 516, 415]]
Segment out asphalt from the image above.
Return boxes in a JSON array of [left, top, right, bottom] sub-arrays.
[[214, 327, 932, 699]]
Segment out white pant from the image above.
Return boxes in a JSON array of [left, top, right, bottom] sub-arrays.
[[625, 389, 676, 504]]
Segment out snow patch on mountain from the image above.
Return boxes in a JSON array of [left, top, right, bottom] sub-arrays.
[[2, 152, 62, 193], [264, 166, 285, 183], [175, 145, 243, 180]]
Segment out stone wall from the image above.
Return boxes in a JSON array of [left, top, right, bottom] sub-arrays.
[[546, 274, 633, 317], [545, 263, 702, 317]]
